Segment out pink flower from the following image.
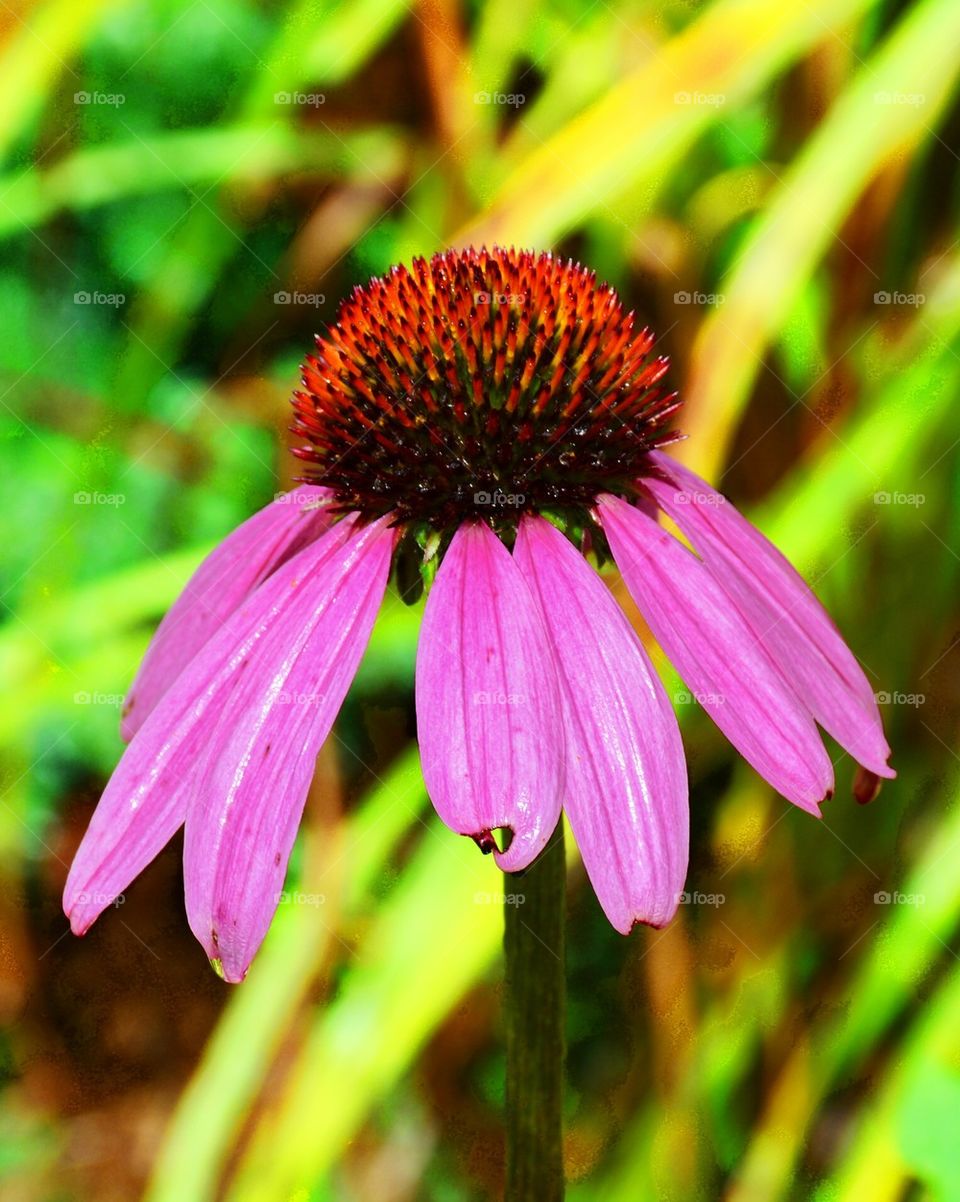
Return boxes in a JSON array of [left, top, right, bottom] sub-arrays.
[[64, 248, 893, 980]]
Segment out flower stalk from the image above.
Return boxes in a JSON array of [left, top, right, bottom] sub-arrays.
[[504, 818, 566, 1201]]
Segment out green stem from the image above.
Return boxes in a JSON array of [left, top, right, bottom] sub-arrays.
[[503, 818, 566, 1202]]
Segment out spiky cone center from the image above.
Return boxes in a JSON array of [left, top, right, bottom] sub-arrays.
[[291, 246, 682, 585]]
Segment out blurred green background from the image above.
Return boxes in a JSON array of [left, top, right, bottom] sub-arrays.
[[1, 0, 959, 1197]]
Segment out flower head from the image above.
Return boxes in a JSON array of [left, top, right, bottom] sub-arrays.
[[291, 247, 678, 536], [64, 247, 893, 981]]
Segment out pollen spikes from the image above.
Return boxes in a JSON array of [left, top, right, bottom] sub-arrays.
[[291, 246, 682, 536]]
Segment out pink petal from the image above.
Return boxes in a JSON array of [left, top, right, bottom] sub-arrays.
[[599, 494, 834, 814], [121, 486, 334, 741], [65, 765, 194, 937], [415, 522, 564, 872], [644, 452, 893, 778], [183, 517, 395, 983], [515, 516, 688, 931], [64, 514, 355, 938]]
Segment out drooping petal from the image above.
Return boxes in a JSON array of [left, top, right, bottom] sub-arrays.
[[415, 521, 564, 872], [643, 452, 894, 777], [599, 494, 834, 813], [515, 516, 688, 931], [121, 485, 334, 741], [64, 514, 354, 938], [65, 750, 199, 937], [183, 516, 395, 983]]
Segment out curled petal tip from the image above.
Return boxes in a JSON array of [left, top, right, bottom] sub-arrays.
[[872, 758, 897, 782], [854, 766, 886, 805], [472, 830, 498, 855], [63, 880, 129, 936], [64, 906, 90, 937], [493, 828, 545, 874], [795, 793, 826, 819], [209, 947, 248, 983], [627, 913, 671, 935], [468, 823, 545, 874], [614, 889, 682, 935]]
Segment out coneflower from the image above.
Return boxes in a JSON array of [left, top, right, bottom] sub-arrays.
[[64, 247, 893, 984]]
